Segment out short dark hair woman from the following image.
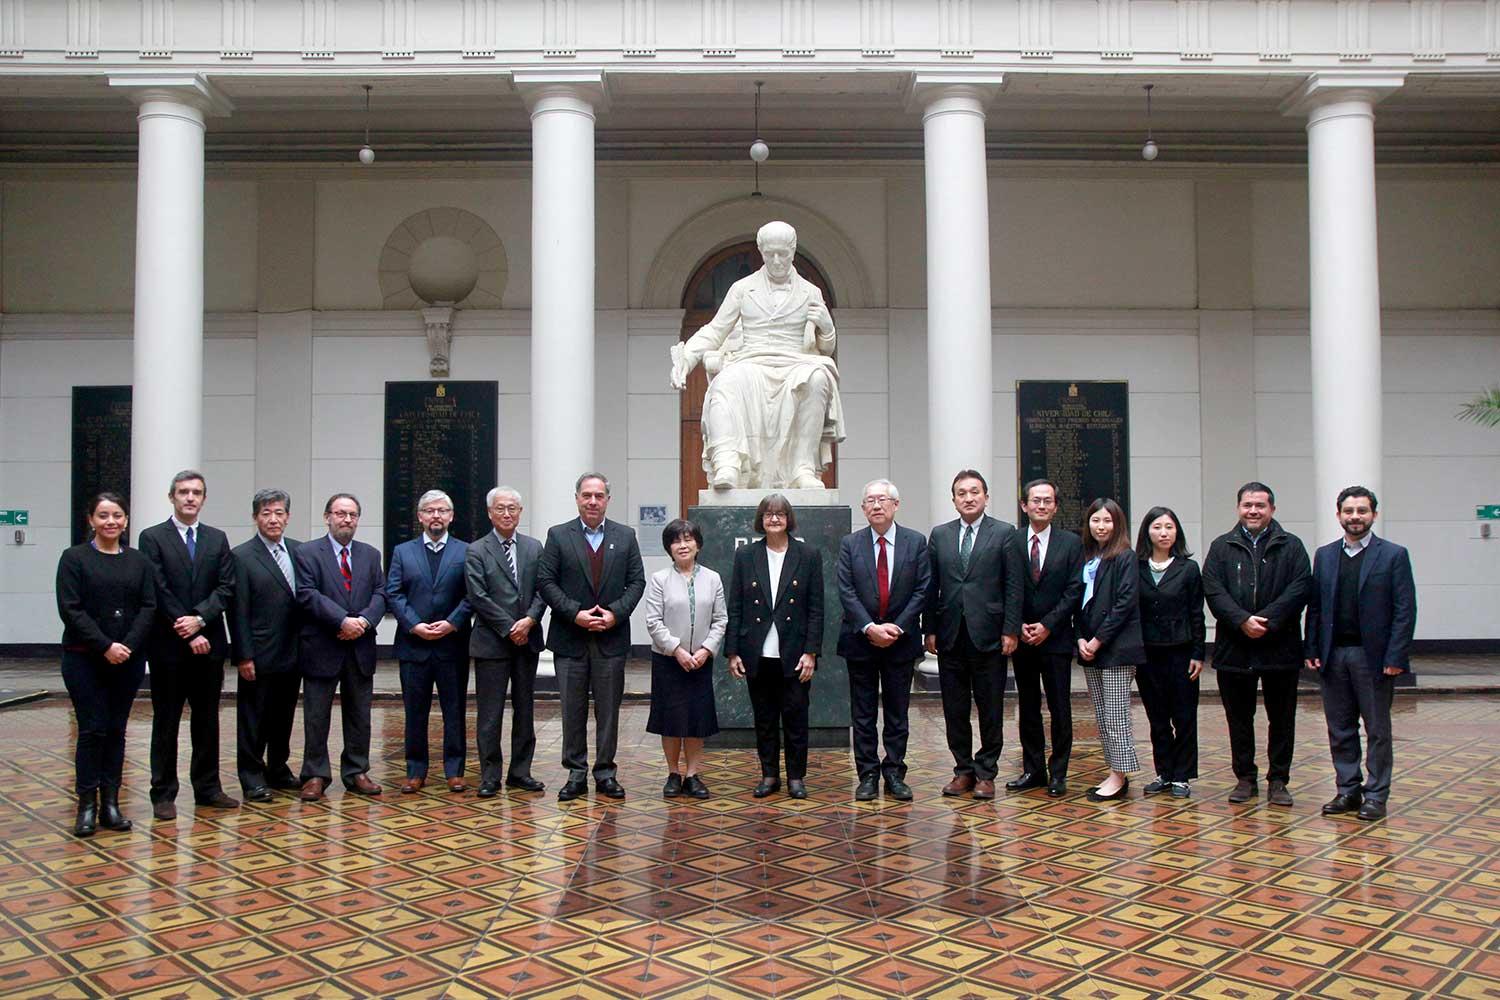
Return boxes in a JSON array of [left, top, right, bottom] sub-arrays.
[[55, 493, 157, 836], [1134, 506, 1205, 798], [725, 494, 824, 799], [1075, 497, 1145, 802]]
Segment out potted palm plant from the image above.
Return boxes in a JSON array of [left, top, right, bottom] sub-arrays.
[[1458, 387, 1500, 428]]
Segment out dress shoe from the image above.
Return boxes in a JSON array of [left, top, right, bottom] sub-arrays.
[[1047, 777, 1067, 797], [942, 774, 976, 797], [596, 778, 626, 799], [1267, 780, 1293, 807], [401, 776, 425, 794], [885, 778, 914, 801], [557, 779, 587, 802], [98, 787, 132, 832], [1321, 792, 1363, 815], [1006, 772, 1045, 792], [855, 776, 879, 801], [299, 778, 326, 802], [347, 774, 382, 796], [787, 779, 807, 799], [1086, 777, 1130, 802], [1356, 800, 1387, 821], [74, 791, 98, 838], [1170, 782, 1192, 799], [753, 776, 780, 798], [685, 775, 710, 799], [1143, 776, 1170, 795], [1227, 778, 1258, 803], [447, 777, 467, 793], [196, 792, 240, 809], [268, 775, 304, 791], [506, 775, 545, 793], [477, 781, 500, 798], [972, 779, 996, 800], [152, 800, 177, 821], [244, 786, 274, 804], [663, 773, 684, 798]]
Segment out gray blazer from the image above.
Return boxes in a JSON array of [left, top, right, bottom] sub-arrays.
[[644, 565, 727, 658], [465, 529, 547, 659]]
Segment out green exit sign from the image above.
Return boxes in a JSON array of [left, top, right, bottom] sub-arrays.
[[1478, 505, 1500, 521], [0, 510, 28, 526]]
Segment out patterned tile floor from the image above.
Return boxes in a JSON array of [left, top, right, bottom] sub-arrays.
[[0, 692, 1497, 999]]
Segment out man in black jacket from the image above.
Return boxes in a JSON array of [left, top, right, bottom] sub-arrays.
[[138, 470, 238, 820], [1202, 481, 1312, 807]]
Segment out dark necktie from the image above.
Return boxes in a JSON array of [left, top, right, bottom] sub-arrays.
[[959, 523, 974, 574], [185, 525, 196, 562], [876, 536, 890, 620], [1030, 534, 1042, 583], [340, 546, 353, 592]]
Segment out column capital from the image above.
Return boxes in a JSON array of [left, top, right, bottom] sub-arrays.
[[108, 73, 233, 117], [513, 70, 610, 115], [1280, 71, 1404, 120], [904, 71, 1005, 115]]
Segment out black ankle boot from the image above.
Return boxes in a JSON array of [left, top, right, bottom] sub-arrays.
[[74, 791, 98, 838], [99, 786, 132, 832]]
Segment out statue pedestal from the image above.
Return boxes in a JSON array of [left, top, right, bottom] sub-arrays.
[[690, 502, 852, 749], [696, 487, 844, 509]]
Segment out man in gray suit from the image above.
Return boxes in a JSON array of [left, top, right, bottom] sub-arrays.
[[465, 486, 547, 797]]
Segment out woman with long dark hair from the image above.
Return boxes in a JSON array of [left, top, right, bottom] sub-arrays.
[[55, 493, 156, 836], [1076, 497, 1145, 802], [1134, 506, 1205, 798]]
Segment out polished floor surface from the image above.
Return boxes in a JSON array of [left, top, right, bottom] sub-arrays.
[[1, 692, 1497, 999]]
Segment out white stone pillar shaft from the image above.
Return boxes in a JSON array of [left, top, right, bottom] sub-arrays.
[[528, 86, 596, 533], [1306, 94, 1382, 538], [921, 86, 994, 516], [130, 95, 207, 523]]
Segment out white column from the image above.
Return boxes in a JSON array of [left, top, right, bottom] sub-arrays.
[[1286, 73, 1402, 538], [518, 73, 604, 533], [912, 75, 1003, 517], [109, 76, 229, 523]]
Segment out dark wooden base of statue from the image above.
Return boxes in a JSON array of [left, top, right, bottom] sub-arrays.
[[689, 503, 852, 750]]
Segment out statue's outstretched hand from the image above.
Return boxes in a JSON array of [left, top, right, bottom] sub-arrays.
[[669, 342, 692, 390]]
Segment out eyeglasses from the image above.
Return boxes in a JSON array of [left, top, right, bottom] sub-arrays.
[[762, 512, 787, 521], [329, 511, 360, 521], [490, 504, 521, 514], [419, 506, 453, 515], [862, 497, 896, 508]]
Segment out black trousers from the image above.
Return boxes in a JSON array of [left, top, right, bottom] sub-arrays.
[[61, 651, 145, 794], [148, 656, 227, 804], [399, 656, 470, 779], [1136, 644, 1200, 782], [474, 649, 540, 786], [300, 653, 375, 787], [1320, 645, 1396, 804], [746, 658, 812, 780], [936, 626, 1008, 781], [556, 642, 626, 783], [236, 668, 301, 792], [846, 652, 916, 782], [1216, 667, 1299, 784], [1012, 647, 1074, 780]]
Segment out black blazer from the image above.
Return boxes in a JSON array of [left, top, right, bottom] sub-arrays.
[[294, 537, 387, 678], [836, 524, 931, 662], [724, 538, 824, 678], [537, 518, 646, 659], [1009, 526, 1086, 655], [1305, 535, 1417, 673], [923, 515, 1023, 653], [229, 536, 304, 674], [386, 536, 472, 663], [1138, 556, 1207, 659], [1074, 550, 1146, 669], [466, 530, 547, 659], [137, 519, 235, 664], [56, 543, 156, 655]]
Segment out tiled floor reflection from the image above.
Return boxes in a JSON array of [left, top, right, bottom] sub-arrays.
[[0, 693, 1497, 998]]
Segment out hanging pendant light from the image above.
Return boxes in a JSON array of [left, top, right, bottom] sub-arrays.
[[1141, 83, 1159, 161], [358, 85, 375, 165], [749, 81, 768, 196]]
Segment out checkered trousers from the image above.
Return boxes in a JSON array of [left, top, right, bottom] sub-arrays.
[[1083, 665, 1142, 773]]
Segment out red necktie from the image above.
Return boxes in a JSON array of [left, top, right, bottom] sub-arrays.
[[1030, 535, 1042, 583], [340, 546, 353, 592], [876, 536, 890, 620]]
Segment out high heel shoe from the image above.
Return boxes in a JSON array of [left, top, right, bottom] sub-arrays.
[[1086, 777, 1130, 802]]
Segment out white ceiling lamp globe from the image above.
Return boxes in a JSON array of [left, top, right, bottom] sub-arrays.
[[359, 144, 375, 165], [1141, 139, 1159, 161], [749, 138, 770, 163]]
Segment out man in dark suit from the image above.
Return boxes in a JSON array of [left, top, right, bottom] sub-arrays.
[[1007, 478, 1085, 798], [139, 469, 238, 820], [923, 470, 1022, 800], [229, 489, 303, 802], [537, 473, 646, 802], [1305, 486, 1416, 821], [387, 489, 472, 794], [294, 493, 387, 801], [837, 478, 931, 802], [466, 486, 548, 797]]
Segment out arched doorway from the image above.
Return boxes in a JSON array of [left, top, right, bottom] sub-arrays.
[[678, 242, 838, 516]]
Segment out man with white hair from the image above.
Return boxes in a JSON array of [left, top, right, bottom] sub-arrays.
[[385, 489, 472, 793], [669, 220, 845, 490]]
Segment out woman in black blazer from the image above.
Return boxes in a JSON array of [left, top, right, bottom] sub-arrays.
[[55, 493, 156, 836], [1075, 498, 1145, 802], [1134, 506, 1206, 799], [726, 494, 824, 800]]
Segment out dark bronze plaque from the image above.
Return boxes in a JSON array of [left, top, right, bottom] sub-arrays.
[[383, 381, 498, 561], [1016, 380, 1130, 527], [71, 386, 132, 545]]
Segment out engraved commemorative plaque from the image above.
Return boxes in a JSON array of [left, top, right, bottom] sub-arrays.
[[1016, 381, 1130, 524], [383, 381, 498, 561], [71, 386, 133, 545]]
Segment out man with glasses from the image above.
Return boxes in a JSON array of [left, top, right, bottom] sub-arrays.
[[386, 490, 472, 794], [294, 493, 387, 801], [836, 479, 931, 801]]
